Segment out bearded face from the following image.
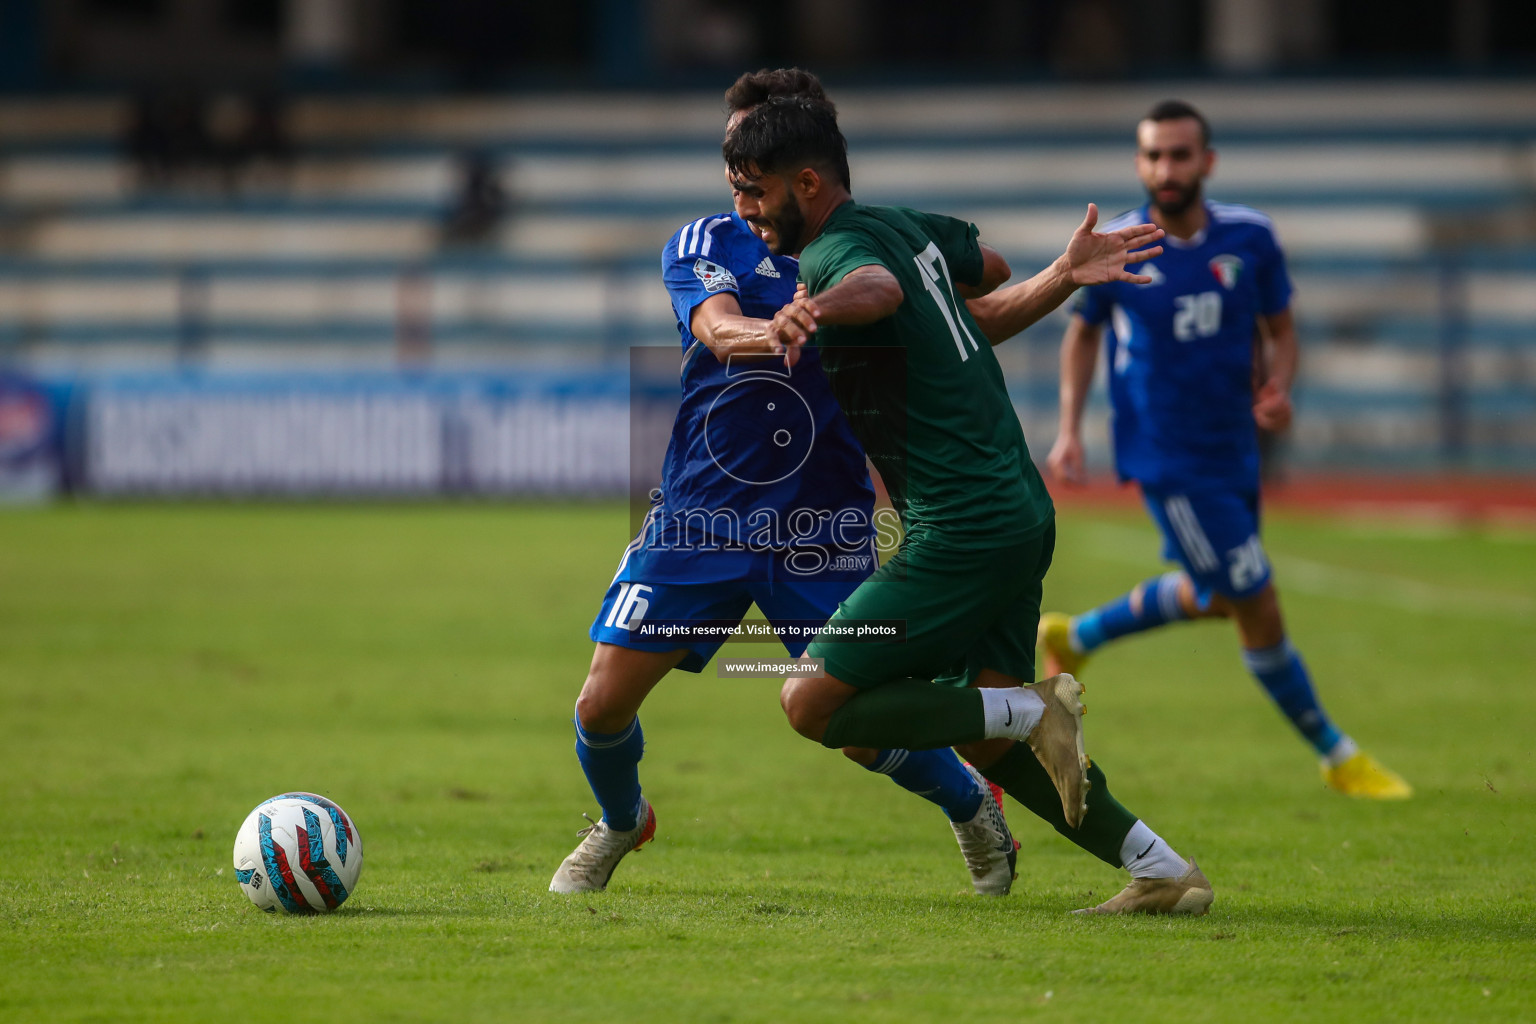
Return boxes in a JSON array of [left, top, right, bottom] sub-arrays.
[[729, 169, 809, 255], [1135, 117, 1213, 221]]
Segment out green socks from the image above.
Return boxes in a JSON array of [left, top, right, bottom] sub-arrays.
[[820, 680, 986, 751], [979, 743, 1136, 867], [820, 684, 1144, 870]]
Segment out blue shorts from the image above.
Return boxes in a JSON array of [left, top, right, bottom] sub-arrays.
[[1141, 486, 1271, 605], [590, 530, 879, 673]]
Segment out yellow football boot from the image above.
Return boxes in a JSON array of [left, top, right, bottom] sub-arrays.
[[1322, 751, 1413, 800], [1037, 612, 1089, 678]]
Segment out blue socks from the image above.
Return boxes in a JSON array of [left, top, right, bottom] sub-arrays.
[[1241, 640, 1345, 757], [574, 714, 645, 832], [1072, 573, 1350, 761], [864, 748, 985, 822], [575, 719, 986, 831], [1073, 572, 1189, 652]]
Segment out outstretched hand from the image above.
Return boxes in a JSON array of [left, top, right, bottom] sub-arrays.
[[1064, 203, 1165, 287]]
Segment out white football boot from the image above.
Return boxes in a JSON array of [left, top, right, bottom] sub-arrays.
[[950, 765, 1018, 896], [548, 798, 657, 894]]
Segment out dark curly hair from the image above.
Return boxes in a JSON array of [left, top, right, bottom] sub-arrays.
[[724, 68, 834, 116], [722, 95, 850, 191]]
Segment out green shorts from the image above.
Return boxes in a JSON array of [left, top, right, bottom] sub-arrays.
[[807, 520, 1056, 690]]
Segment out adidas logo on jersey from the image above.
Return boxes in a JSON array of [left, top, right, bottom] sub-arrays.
[[1136, 262, 1165, 287], [754, 257, 781, 278]]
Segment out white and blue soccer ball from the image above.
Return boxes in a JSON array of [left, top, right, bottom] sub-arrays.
[[232, 793, 363, 913]]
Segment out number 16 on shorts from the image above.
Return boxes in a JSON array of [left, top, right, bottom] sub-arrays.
[[604, 583, 653, 631]]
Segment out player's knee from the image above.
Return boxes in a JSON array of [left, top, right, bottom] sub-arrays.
[[1229, 584, 1285, 645], [1231, 583, 1279, 618], [779, 676, 828, 741], [574, 679, 631, 734]]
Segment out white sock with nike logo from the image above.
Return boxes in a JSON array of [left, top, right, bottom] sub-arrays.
[[1120, 819, 1189, 879], [978, 687, 1045, 742]]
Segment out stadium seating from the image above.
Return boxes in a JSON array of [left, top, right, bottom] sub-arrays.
[[1, 80, 1533, 469]]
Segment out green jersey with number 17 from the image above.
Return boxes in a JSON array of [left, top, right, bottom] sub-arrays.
[[797, 201, 1054, 550]]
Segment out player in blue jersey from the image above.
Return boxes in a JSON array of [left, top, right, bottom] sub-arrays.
[[552, 71, 1021, 897], [1039, 100, 1411, 799]]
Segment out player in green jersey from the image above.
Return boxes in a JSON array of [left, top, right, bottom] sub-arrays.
[[722, 95, 1213, 914]]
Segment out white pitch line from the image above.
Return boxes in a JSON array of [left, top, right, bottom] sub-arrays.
[[1079, 523, 1536, 620]]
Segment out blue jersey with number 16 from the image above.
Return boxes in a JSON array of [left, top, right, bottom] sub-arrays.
[[1074, 201, 1293, 492]]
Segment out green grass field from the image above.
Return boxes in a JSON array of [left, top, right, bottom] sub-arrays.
[[2, 502, 1532, 1023]]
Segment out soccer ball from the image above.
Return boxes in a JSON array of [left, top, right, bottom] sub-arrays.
[[232, 792, 363, 913]]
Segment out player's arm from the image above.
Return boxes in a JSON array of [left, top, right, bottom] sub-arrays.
[[1253, 306, 1297, 432], [967, 204, 1165, 346], [768, 265, 903, 349], [965, 260, 1076, 346], [954, 244, 1011, 300], [689, 292, 797, 364], [1045, 313, 1103, 486], [809, 265, 904, 325]]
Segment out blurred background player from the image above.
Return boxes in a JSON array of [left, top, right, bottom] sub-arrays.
[[552, 70, 1019, 898], [1039, 100, 1411, 800], [731, 96, 1213, 915]]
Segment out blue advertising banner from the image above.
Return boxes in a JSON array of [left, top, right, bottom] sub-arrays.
[[73, 370, 645, 497]]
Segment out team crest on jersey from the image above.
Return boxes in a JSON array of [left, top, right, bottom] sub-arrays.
[[1209, 254, 1243, 290], [753, 257, 781, 279], [693, 259, 739, 293], [1135, 262, 1165, 287]]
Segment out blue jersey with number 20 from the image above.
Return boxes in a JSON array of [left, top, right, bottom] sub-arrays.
[[1075, 201, 1293, 492]]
